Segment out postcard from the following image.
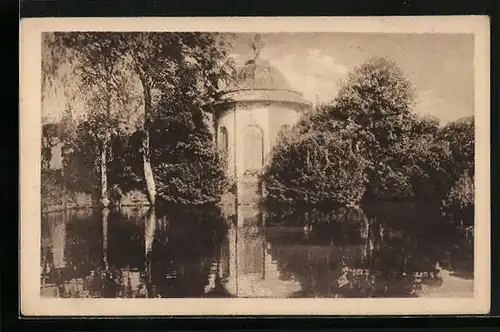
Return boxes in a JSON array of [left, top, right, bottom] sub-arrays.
[[20, 16, 490, 316]]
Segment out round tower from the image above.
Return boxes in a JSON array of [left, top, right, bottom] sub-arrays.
[[206, 35, 312, 205]]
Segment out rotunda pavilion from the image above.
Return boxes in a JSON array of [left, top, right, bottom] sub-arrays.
[[205, 35, 312, 205]]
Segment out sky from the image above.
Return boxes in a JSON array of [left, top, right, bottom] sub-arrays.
[[225, 32, 475, 124], [42, 32, 474, 125]]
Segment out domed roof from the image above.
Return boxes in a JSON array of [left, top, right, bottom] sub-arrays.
[[206, 35, 312, 112], [228, 34, 295, 92], [233, 57, 294, 91]]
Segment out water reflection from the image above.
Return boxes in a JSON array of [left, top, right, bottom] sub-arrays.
[[41, 202, 473, 298], [41, 206, 225, 298]]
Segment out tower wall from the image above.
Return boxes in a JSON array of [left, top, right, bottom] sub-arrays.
[[267, 104, 303, 155], [210, 35, 312, 210], [216, 101, 305, 178]]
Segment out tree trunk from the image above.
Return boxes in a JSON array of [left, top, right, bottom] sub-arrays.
[[144, 207, 156, 286], [102, 207, 110, 271], [143, 87, 156, 206], [100, 137, 110, 208]]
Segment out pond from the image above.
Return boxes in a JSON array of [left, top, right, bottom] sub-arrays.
[[40, 203, 473, 298]]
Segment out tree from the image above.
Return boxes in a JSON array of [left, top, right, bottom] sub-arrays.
[[43, 32, 140, 207], [61, 119, 101, 197], [151, 110, 229, 205], [263, 57, 463, 206], [264, 57, 419, 205], [361, 114, 453, 202], [439, 116, 475, 230], [333, 57, 416, 149], [41, 107, 82, 211], [115, 32, 234, 206], [439, 116, 475, 180], [115, 32, 235, 206], [263, 123, 369, 206], [328, 57, 418, 200], [43, 32, 235, 208], [441, 172, 474, 230], [319, 57, 459, 202]]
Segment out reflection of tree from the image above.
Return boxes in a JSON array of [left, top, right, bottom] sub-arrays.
[[39, 205, 230, 298], [41, 207, 151, 298], [265, 206, 368, 245], [106, 209, 145, 270], [264, 205, 447, 298], [363, 200, 471, 274], [147, 205, 227, 298], [63, 210, 104, 279]]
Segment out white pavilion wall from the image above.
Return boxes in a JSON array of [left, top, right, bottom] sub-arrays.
[[216, 102, 308, 188], [217, 104, 271, 178], [267, 105, 302, 154]]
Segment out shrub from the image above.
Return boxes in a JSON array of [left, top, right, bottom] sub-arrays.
[[263, 128, 368, 206]]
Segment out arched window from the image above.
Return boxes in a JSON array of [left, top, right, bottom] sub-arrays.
[[243, 125, 264, 172], [219, 127, 229, 162]]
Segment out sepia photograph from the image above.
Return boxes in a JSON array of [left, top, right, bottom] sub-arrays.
[[20, 16, 490, 316]]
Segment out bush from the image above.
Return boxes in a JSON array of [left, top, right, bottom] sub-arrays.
[[150, 107, 229, 205], [263, 128, 368, 206]]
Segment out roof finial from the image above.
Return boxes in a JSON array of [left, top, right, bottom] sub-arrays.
[[251, 34, 265, 59]]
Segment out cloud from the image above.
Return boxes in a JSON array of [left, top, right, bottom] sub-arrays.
[[308, 48, 321, 57], [304, 48, 349, 78], [268, 49, 349, 104]]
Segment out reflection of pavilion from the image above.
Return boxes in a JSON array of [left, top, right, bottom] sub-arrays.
[[219, 205, 302, 297], [216, 205, 387, 298]]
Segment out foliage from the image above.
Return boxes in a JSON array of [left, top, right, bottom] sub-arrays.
[[60, 120, 101, 195], [439, 116, 475, 229], [151, 106, 229, 205], [43, 32, 142, 128], [40, 169, 65, 211], [439, 116, 475, 179], [43, 32, 143, 207], [263, 124, 369, 206], [333, 57, 416, 149], [41, 123, 58, 171], [328, 57, 421, 201], [264, 57, 415, 205], [364, 115, 453, 201], [42, 32, 235, 207], [113, 32, 236, 205], [107, 133, 145, 194], [132, 32, 234, 205], [263, 57, 474, 212], [441, 172, 474, 228], [41, 108, 99, 210]]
